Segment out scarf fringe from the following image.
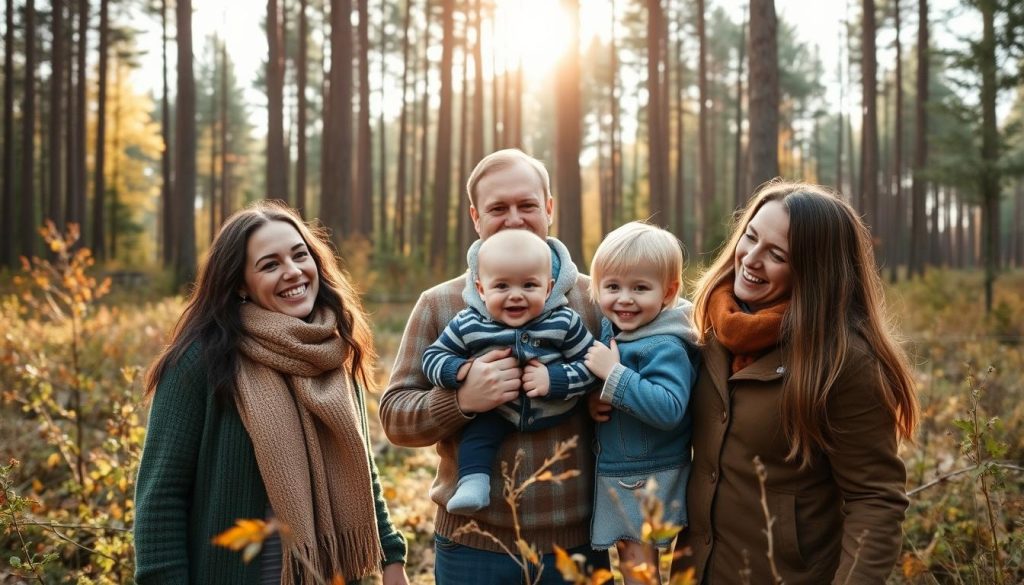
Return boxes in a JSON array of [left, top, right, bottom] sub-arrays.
[[280, 528, 384, 584]]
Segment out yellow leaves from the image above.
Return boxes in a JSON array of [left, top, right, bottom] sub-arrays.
[[668, 567, 697, 585], [211, 518, 278, 564], [901, 552, 928, 578], [623, 561, 656, 583], [45, 452, 61, 469], [553, 545, 613, 585], [515, 538, 540, 567]]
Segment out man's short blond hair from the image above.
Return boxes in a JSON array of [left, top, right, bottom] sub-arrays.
[[589, 221, 684, 301], [466, 149, 552, 208]]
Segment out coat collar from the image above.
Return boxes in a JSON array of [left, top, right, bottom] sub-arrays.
[[705, 335, 785, 405]]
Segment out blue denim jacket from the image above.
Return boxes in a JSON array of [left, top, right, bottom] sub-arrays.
[[594, 298, 700, 475]]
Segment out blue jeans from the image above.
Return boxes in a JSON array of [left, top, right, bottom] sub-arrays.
[[434, 533, 610, 585]]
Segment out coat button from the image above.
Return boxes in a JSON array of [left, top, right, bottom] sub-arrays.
[[710, 470, 718, 483], [521, 333, 529, 342]]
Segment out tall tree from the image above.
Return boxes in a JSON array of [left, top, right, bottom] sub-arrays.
[[978, 0, 999, 313], [696, 0, 709, 253], [471, 0, 484, 163], [732, 10, 746, 209], [174, 0, 197, 287], [267, 0, 287, 200], [415, 0, 431, 251], [429, 0, 454, 271], [20, 0, 37, 258], [355, 0, 371, 236], [556, 0, 583, 262], [748, 0, 779, 192], [219, 37, 230, 222], [376, 0, 388, 244], [890, 0, 904, 281], [909, 0, 927, 277], [91, 0, 110, 258], [860, 0, 879, 235], [160, 0, 173, 265], [295, 0, 308, 213], [49, 0, 65, 227], [73, 0, 87, 236], [646, 0, 668, 222], [394, 0, 412, 253], [2, 0, 14, 266], [672, 1, 684, 245], [322, 0, 353, 243]]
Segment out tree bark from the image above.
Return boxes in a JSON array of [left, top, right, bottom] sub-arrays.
[[267, 0, 287, 201], [430, 0, 454, 271], [696, 0, 709, 253], [161, 0, 173, 265], [91, 0, 109, 259], [322, 0, 353, 243], [978, 0, 999, 312], [20, 0, 38, 258], [555, 0, 583, 263], [174, 0, 197, 287], [646, 0, 668, 223], [909, 0, 927, 277], [73, 0, 87, 240], [2, 0, 15, 266], [355, 0, 372, 236], [395, 0, 413, 254], [747, 0, 778, 194], [860, 0, 879, 237], [295, 0, 308, 214], [733, 9, 746, 210], [890, 0, 904, 281], [49, 0, 65, 227]]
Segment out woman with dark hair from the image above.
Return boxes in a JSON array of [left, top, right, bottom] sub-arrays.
[[666, 181, 918, 583], [134, 201, 408, 584]]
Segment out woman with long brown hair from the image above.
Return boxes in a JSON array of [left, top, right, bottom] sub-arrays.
[[671, 181, 917, 583], [134, 201, 408, 584]]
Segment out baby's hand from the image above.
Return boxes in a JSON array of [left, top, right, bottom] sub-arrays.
[[585, 340, 620, 381], [522, 360, 550, 397], [455, 358, 475, 382]]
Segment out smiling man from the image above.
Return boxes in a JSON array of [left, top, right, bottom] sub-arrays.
[[380, 149, 609, 584]]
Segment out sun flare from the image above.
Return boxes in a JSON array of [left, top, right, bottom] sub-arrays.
[[491, 0, 574, 81]]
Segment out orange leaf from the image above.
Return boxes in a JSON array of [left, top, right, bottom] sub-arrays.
[[211, 519, 269, 555], [552, 545, 581, 581], [590, 568, 614, 585]]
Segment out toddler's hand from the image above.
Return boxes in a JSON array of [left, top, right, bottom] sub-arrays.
[[455, 358, 474, 382], [522, 359, 550, 397], [587, 391, 613, 422], [585, 339, 619, 381]]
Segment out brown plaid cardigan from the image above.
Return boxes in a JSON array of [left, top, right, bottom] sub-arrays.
[[379, 265, 603, 554]]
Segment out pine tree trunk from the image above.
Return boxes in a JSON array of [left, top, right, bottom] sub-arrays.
[[220, 39, 230, 222], [733, 9, 746, 210], [2, 0, 16, 266], [174, 0, 198, 287], [891, 0, 904, 281], [356, 0, 372, 236], [49, 0, 65, 227], [979, 0, 999, 312], [555, 0, 583, 263], [860, 0, 879, 238], [395, 0, 412, 254], [696, 0, 709, 253], [415, 0, 432, 252], [909, 0, 927, 277], [267, 0, 287, 202], [91, 0, 109, 259], [673, 7, 685, 247], [430, 0, 454, 272], [457, 25, 472, 259], [646, 0, 667, 222], [322, 0, 353, 243], [472, 0, 484, 163], [295, 0, 308, 214], [747, 0, 778, 195], [161, 0, 173, 265], [20, 0, 38, 258]]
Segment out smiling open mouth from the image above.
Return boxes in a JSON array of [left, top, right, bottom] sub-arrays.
[[279, 284, 307, 298], [742, 267, 766, 284]]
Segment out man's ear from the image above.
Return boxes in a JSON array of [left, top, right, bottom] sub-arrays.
[[470, 205, 481, 235]]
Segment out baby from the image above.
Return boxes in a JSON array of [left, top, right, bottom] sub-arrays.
[[422, 229, 596, 514]]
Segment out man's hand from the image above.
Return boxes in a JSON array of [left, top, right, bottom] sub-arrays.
[[522, 359, 550, 398], [382, 562, 410, 585], [587, 391, 613, 422], [585, 339, 620, 381], [456, 347, 522, 413]]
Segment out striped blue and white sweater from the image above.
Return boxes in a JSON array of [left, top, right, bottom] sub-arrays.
[[422, 238, 597, 428]]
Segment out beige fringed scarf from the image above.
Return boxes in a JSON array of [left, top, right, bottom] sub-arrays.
[[235, 302, 383, 584]]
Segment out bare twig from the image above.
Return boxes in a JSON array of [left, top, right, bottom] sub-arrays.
[[753, 456, 784, 585], [840, 529, 869, 585], [907, 461, 1024, 497]]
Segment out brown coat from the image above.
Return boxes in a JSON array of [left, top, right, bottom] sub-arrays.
[[673, 334, 908, 584]]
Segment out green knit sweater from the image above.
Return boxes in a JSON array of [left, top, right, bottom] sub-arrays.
[[134, 343, 407, 584]]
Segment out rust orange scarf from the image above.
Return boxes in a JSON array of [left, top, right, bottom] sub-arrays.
[[707, 280, 789, 374]]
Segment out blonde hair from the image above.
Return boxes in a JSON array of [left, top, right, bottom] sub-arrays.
[[466, 149, 551, 207], [692, 180, 918, 466], [589, 221, 684, 302]]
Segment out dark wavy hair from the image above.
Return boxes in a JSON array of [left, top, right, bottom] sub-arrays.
[[144, 200, 377, 403]]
